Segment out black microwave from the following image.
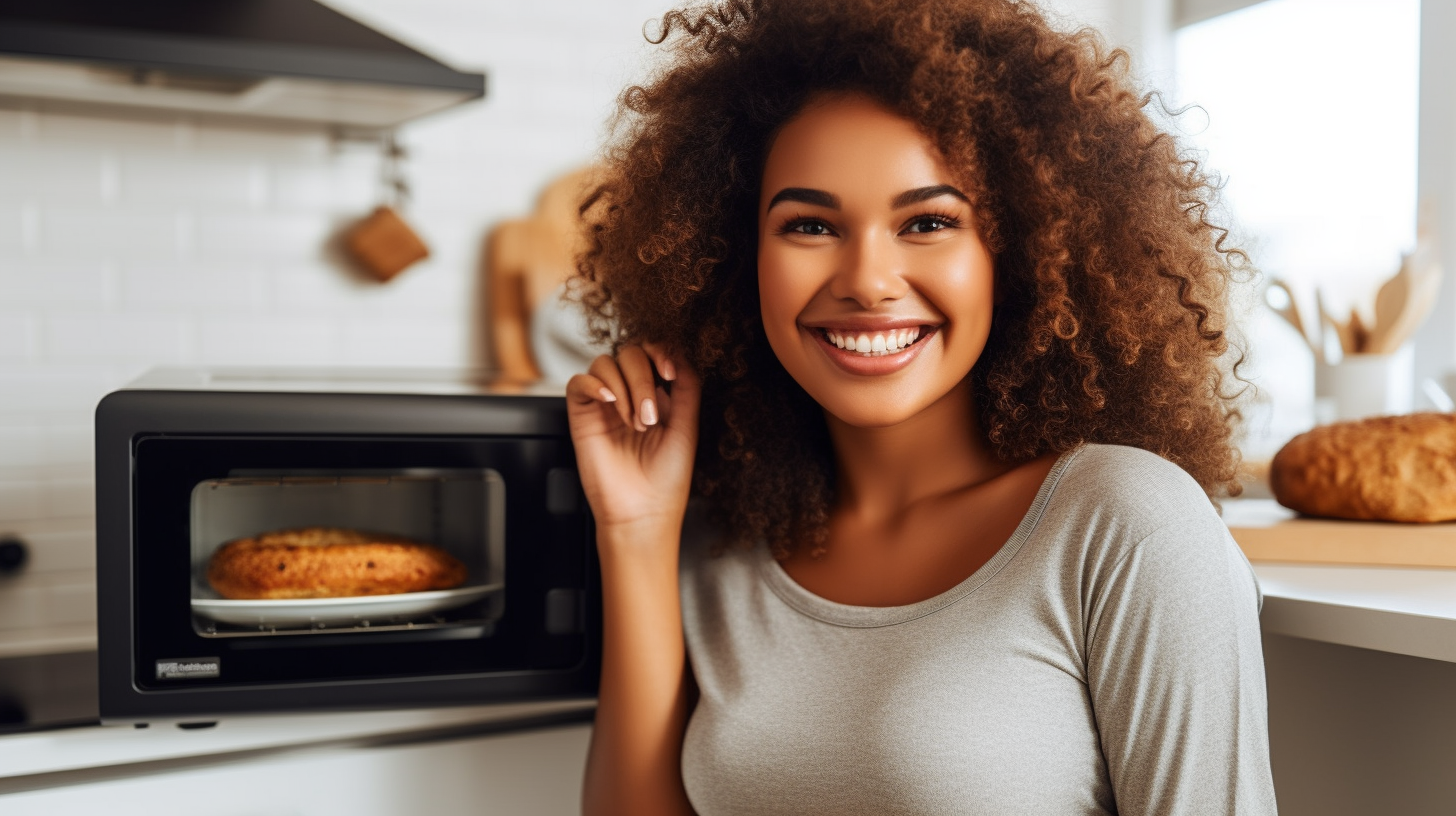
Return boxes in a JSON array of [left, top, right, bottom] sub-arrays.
[[95, 368, 600, 724]]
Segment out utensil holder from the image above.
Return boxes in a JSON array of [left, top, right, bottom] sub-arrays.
[[1314, 344, 1414, 424]]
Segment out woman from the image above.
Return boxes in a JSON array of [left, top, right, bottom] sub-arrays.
[[565, 1, 1276, 813]]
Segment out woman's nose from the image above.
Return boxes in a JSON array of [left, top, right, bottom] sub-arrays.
[[828, 231, 909, 308]]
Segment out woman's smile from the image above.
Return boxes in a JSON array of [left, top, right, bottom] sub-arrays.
[[803, 321, 940, 375]]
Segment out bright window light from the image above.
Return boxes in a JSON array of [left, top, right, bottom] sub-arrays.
[[1173, 0, 1420, 456]]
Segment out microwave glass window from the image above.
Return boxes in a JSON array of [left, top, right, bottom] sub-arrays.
[[189, 470, 506, 639], [130, 436, 591, 691]]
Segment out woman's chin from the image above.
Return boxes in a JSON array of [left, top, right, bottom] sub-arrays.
[[816, 393, 941, 430], [805, 371, 979, 432]]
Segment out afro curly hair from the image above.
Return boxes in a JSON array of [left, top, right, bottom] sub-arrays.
[[574, 0, 1250, 555]]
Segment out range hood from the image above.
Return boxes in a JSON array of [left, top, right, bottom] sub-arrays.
[[0, 0, 485, 131]]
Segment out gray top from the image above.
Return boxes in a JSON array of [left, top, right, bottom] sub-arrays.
[[679, 444, 1277, 816]]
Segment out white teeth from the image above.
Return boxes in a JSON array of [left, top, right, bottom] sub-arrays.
[[822, 328, 927, 357]]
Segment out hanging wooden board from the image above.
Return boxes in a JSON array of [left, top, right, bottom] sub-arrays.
[[1226, 500, 1456, 568]]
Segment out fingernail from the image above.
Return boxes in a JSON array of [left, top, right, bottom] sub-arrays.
[[598, 387, 617, 403], [660, 359, 677, 381], [641, 398, 658, 426]]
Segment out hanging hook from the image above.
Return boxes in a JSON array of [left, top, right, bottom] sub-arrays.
[[381, 132, 410, 210]]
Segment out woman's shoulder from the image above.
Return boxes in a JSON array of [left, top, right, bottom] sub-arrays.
[[1041, 443, 1232, 561], [1055, 443, 1215, 517], [1038, 444, 1259, 611]]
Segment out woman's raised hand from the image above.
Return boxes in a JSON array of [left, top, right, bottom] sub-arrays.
[[572, 345, 702, 816], [565, 344, 700, 540]]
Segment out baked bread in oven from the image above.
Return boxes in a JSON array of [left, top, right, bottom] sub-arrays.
[[1269, 412, 1456, 522], [207, 527, 468, 600]]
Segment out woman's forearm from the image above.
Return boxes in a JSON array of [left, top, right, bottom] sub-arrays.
[[582, 523, 697, 816]]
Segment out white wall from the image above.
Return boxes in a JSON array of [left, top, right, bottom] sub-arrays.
[[0, 0, 673, 655]]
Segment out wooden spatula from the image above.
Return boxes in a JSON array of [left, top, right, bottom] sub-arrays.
[[1370, 261, 1412, 354]]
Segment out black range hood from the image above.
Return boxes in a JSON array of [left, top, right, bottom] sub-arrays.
[[0, 0, 486, 130]]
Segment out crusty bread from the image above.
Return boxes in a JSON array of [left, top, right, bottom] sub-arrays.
[[207, 527, 467, 600], [1269, 413, 1456, 522]]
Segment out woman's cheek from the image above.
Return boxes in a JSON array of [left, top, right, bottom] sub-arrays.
[[757, 249, 812, 354]]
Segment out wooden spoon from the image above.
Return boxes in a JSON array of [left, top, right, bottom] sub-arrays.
[[1348, 308, 1369, 354], [1370, 262, 1412, 354]]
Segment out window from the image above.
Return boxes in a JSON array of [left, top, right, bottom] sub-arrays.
[[1173, 0, 1421, 456]]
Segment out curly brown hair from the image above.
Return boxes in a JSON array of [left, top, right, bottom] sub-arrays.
[[573, 0, 1249, 555]]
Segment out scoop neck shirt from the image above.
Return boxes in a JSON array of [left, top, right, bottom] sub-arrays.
[[677, 443, 1277, 815]]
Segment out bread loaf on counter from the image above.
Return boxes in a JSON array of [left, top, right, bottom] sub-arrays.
[[1269, 412, 1456, 522], [208, 527, 468, 600]]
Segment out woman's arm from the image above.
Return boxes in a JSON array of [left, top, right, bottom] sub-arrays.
[[1086, 506, 1277, 815], [566, 345, 700, 816], [586, 522, 697, 815]]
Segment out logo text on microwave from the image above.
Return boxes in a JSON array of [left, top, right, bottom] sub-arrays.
[[156, 657, 222, 680]]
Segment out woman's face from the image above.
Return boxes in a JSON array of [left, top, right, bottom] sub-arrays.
[[757, 93, 995, 429]]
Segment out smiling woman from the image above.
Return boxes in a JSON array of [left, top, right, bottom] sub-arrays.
[[754, 93, 1053, 607], [757, 94, 996, 426], [562, 1, 1273, 814]]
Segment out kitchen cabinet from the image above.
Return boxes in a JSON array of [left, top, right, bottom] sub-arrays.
[[1262, 632, 1456, 816]]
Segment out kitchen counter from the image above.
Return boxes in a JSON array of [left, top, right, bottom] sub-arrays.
[[0, 694, 595, 796], [0, 651, 596, 798], [1252, 563, 1456, 663], [1227, 499, 1456, 665]]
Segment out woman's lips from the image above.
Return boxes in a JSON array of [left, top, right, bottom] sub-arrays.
[[808, 325, 937, 376]]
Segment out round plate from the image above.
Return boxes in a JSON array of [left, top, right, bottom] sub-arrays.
[[191, 583, 501, 627]]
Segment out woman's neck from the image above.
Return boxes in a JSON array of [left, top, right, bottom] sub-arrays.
[[825, 378, 1010, 524]]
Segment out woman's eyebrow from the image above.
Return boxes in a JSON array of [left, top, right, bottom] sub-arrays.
[[891, 185, 969, 209], [767, 187, 840, 210]]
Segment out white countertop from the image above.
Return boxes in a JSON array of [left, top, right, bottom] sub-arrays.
[[1253, 562, 1456, 663], [1226, 498, 1456, 663], [0, 699, 595, 792]]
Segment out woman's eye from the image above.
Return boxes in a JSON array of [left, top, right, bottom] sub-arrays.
[[904, 215, 957, 234], [786, 219, 832, 236]]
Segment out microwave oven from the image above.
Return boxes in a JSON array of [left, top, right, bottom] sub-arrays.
[[95, 368, 600, 725]]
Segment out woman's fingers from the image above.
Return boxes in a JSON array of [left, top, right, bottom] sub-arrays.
[[641, 343, 699, 431], [640, 342, 678, 384], [573, 345, 696, 434], [584, 354, 634, 429], [565, 371, 618, 407], [616, 345, 661, 432]]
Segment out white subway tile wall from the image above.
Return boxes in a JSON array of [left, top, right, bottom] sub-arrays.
[[0, 0, 673, 655]]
